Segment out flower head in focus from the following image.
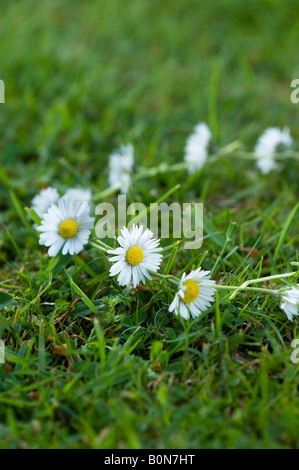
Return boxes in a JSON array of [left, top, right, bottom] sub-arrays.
[[37, 197, 94, 257], [107, 224, 162, 287], [169, 267, 216, 320], [254, 127, 292, 174]]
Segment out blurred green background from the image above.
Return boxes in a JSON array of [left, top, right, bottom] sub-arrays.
[[1, 0, 299, 170]]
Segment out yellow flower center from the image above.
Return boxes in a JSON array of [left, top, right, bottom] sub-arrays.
[[59, 219, 78, 239], [182, 280, 199, 303], [126, 246, 144, 266]]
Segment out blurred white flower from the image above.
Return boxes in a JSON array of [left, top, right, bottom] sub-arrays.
[[184, 123, 212, 174], [254, 127, 292, 174], [107, 224, 162, 287], [169, 267, 216, 320], [37, 197, 94, 257], [280, 285, 299, 321], [32, 187, 59, 218], [108, 144, 134, 193]]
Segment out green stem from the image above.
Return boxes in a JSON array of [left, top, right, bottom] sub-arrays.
[[91, 239, 111, 251], [229, 272, 297, 300], [214, 284, 279, 296], [148, 270, 180, 286], [149, 271, 284, 297]]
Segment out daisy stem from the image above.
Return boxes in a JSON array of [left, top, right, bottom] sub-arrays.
[[134, 162, 187, 179], [89, 242, 106, 252], [229, 272, 298, 300], [150, 271, 294, 298], [93, 184, 121, 202], [130, 148, 299, 184], [133, 141, 242, 179], [148, 270, 180, 286], [214, 285, 279, 297], [91, 239, 111, 252]]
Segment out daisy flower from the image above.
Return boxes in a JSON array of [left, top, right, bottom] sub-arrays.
[[64, 188, 92, 204], [37, 197, 94, 257], [32, 187, 59, 218], [108, 144, 134, 194], [169, 268, 216, 320], [254, 127, 292, 174], [107, 224, 162, 287], [280, 285, 299, 321], [184, 122, 212, 174]]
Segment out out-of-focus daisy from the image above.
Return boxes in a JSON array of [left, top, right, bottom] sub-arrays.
[[169, 268, 216, 320], [184, 123, 212, 174], [37, 197, 94, 257], [64, 188, 92, 204], [32, 187, 59, 218], [107, 224, 162, 287], [254, 127, 292, 174], [108, 144, 134, 194], [280, 285, 299, 321]]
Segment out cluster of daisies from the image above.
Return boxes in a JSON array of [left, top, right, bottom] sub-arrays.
[[29, 125, 298, 322], [106, 224, 215, 319], [32, 189, 217, 320], [103, 125, 295, 194], [105, 123, 294, 180], [31, 186, 299, 322], [104, 223, 299, 321]]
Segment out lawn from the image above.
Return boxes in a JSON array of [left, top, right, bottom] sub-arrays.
[[1, 0, 299, 449]]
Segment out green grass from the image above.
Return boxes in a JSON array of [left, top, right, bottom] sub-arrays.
[[1, 0, 299, 449]]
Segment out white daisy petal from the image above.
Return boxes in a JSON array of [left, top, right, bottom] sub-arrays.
[[280, 285, 299, 321], [110, 260, 126, 276], [179, 303, 190, 320], [48, 238, 65, 257]]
